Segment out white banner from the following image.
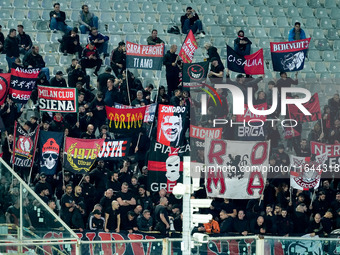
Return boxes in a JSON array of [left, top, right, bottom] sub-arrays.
[[290, 153, 327, 190], [204, 139, 270, 199]]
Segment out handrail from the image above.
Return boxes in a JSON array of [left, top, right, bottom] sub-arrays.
[[0, 158, 80, 240]]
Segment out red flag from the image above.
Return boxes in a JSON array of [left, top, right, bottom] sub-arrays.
[[0, 73, 11, 105], [288, 93, 321, 122], [244, 49, 264, 75], [284, 127, 300, 139], [179, 30, 198, 63], [235, 103, 267, 122]]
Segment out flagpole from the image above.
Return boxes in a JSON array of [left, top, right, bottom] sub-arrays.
[[27, 127, 39, 185], [126, 69, 131, 105], [78, 175, 85, 186], [62, 132, 66, 193], [309, 189, 316, 208]]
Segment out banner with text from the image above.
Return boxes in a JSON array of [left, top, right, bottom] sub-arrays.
[[13, 121, 39, 167], [179, 30, 198, 63], [311, 142, 340, 174], [290, 153, 327, 190], [288, 93, 321, 123], [204, 139, 270, 199], [226, 45, 264, 75], [9, 63, 40, 104], [64, 137, 104, 174], [106, 105, 146, 134], [97, 138, 131, 160], [236, 124, 266, 141], [114, 103, 156, 123], [270, 38, 311, 72], [157, 104, 187, 147], [38, 85, 78, 113], [147, 141, 190, 193], [236, 103, 267, 122], [126, 41, 164, 70]]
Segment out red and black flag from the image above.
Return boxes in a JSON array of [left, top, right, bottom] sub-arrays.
[[106, 105, 146, 134], [226, 45, 264, 75], [147, 141, 190, 193], [126, 41, 164, 70], [64, 137, 104, 175], [270, 38, 311, 72], [39, 131, 64, 175], [182, 61, 209, 87], [9, 63, 40, 104], [179, 30, 198, 63], [0, 73, 11, 105], [157, 104, 187, 147], [288, 93, 321, 122], [97, 138, 131, 160], [12, 121, 39, 167]]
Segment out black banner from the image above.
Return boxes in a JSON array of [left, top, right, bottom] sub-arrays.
[[12, 121, 39, 167], [39, 131, 64, 175], [97, 138, 131, 160], [270, 38, 311, 72], [182, 61, 209, 87], [147, 141, 190, 193]]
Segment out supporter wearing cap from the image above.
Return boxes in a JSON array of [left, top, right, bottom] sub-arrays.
[[88, 209, 105, 231], [208, 57, 224, 84]]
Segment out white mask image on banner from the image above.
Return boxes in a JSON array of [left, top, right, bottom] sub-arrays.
[[41, 138, 59, 170], [160, 115, 182, 146], [165, 155, 180, 182]]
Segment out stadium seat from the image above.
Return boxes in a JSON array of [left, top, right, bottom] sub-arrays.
[[35, 33, 50, 44], [173, 14, 182, 25], [266, 0, 279, 6], [139, 35, 148, 45], [252, 0, 265, 6], [257, 39, 270, 49], [113, 3, 125, 12], [13, 9, 26, 20], [315, 39, 332, 51], [324, 0, 337, 8], [28, 0, 41, 9], [247, 16, 261, 27], [41, 0, 53, 9], [79, 34, 88, 45], [13, 0, 27, 8], [142, 70, 154, 79], [214, 37, 226, 47], [59, 55, 73, 66], [313, 29, 325, 39], [272, 6, 285, 17], [314, 62, 328, 73], [129, 13, 143, 24], [171, 4, 183, 13], [210, 26, 223, 36], [203, 15, 216, 26], [243, 6, 257, 16], [304, 17, 318, 29], [308, 0, 320, 8], [114, 13, 127, 23], [276, 16, 289, 27], [261, 17, 275, 27], [307, 50, 322, 61], [218, 14, 231, 26], [254, 27, 268, 38], [280, 0, 294, 7], [329, 62, 340, 72], [300, 6, 314, 18], [222, 0, 235, 4], [159, 14, 172, 24], [286, 7, 301, 19], [99, 1, 112, 11], [269, 28, 282, 39], [258, 6, 271, 17], [7, 20, 19, 30], [153, 24, 165, 35], [137, 24, 150, 34], [322, 51, 336, 62], [295, 0, 307, 7], [169, 35, 182, 45], [330, 8, 340, 20], [229, 5, 243, 16], [45, 54, 58, 66], [36, 21, 49, 31], [225, 26, 236, 36], [142, 3, 155, 13], [122, 23, 135, 34], [315, 8, 329, 18], [125, 34, 138, 43], [156, 2, 168, 13], [328, 29, 339, 40], [200, 4, 213, 14], [320, 18, 333, 29], [107, 22, 121, 34], [70, 1, 82, 10], [144, 14, 157, 24], [109, 35, 122, 46], [0, 0, 12, 8], [235, 0, 249, 5], [215, 4, 228, 15], [232, 16, 245, 26]]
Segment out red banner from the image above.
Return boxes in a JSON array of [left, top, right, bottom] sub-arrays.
[[0, 73, 11, 105], [288, 93, 321, 122], [244, 48, 264, 75], [106, 105, 146, 134], [190, 125, 222, 140], [38, 85, 78, 113], [235, 103, 267, 122], [283, 127, 300, 139], [179, 30, 198, 63], [157, 105, 187, 147], [64, 137, 104, 174]]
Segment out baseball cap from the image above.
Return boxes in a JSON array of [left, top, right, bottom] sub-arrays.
[[56, 71, 63, 75]]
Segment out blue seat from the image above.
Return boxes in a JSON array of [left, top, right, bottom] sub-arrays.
[[127, 2, 140, 12], [113, 2, 125, 11], [272, 6, 285, 17], [200, 4, 213, 14], [257, 6, 271, 17], [218, 14, 230, 26], [45, 54, 58, 66], [13, 0, 27, 8], [122, 23, 135, 34], [329, 62, 340, 72], [70, 1, 82, 10], [153, 24, 165, 35], [313, 29, 325, 40], [300, 6, 314, 18], [41, 0, 53, 9], [243, 6, 256, 16], [130, 13, 143, 24], [314, 62, 328, 73], [28, 0, 41, 9], [232, 16, 245, 26], [315, 8, 329, 18], [109, 35, 122, 46], [125, 34, 138, 44], [0, 0, 12, 8], [330, 8, 340, 20], [324, 0, 337, 8], [156, 2, 168, 13], [327, 29, 339, 40], [142, 2, 155, 12], [247, 16, 261, 27], [261, 17, 275, 27], [169, 35, 181, 45], [107, 22, 121, 34], [214, 37, 226, 47], [144, 14, 157, 24], [35, 33, 50, 44], [322, 51, 336, 62], [99, 1, 112, 11], [225, 26, 236, 36], [137, 24, 150, 34], [139, 35, 148, 45], [269, 28, 282, 39], [215, 4, 227, 15], [315, 39, 332, 51], [280, 0, 293, 7], [252, 0, 264, 6], [295, 0, 307, 6], [307, 50, 321, 62], [320, 18, 333, 29], [114, 13, 127, 23], [36, 21, 49, 31], [210, 26, 223, 36], [160, 14, 172, 24], [266, 0, 278, 6], [276, 16, 289, 27], [286, 6, 300, 18], [13, 10, 26, 20], [254, 27, 268, 38], [304, 17, 318, 29], [22, 20, 35, 31], [229, 5, 242, 16], [7, 20, 19, 29], [203, 15, 216, 25]]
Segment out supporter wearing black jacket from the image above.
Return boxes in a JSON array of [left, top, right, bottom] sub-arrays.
[[88, 209, 105, 231], [17, 25, 32, 55], [68, 65, 90, 89], [80, 175, 96, 216], [276, 209, 293, 236], [4, 29, 19, 72], [293, 204, 309, 235], [0, 97, 23, 133], [23, 46, 46, 69], [110, 41, 126, 77], [88, 92, 106, 131], [0, 25, 4, 53], [163, 45, 180, 97], [59, 27, 82, 58], [50, 71, 67, 88], [80, 43, 102, 76], [233, 210, 249, 235], [50, 113, 66, 132], [89, 160, 110, 203], [137, 210, 153, 231]]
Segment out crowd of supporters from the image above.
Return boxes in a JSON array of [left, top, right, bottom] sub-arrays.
[[0, 1, 339, 240]]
